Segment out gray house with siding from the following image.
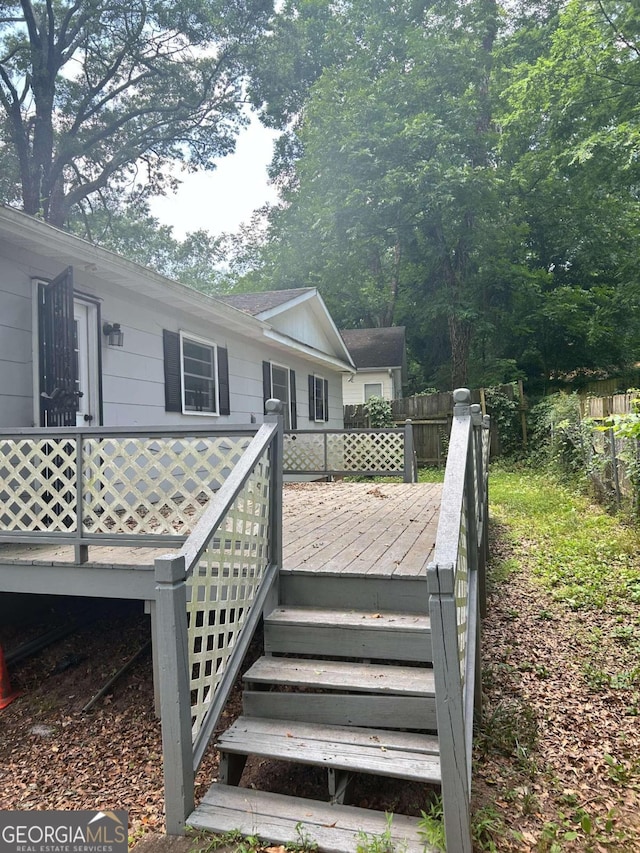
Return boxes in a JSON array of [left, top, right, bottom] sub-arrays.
[[0, 206, 354, 430]]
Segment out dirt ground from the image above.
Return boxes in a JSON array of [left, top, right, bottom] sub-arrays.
[[0, 596, 434, 848], [2, 518, 639, 852]]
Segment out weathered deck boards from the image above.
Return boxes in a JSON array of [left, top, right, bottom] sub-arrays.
[[283, 482, 441, 578], [0, 482, 441, 593]]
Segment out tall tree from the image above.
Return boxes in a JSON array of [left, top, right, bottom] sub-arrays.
[[247, 0, 502, 388], [0, 0, 272, 228]]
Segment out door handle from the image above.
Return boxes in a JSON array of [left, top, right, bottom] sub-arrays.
[[83, 414, 94, 423]]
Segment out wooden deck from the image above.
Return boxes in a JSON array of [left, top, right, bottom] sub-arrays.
[[0, 481, 441, 586], [283, 481, 442, 577]]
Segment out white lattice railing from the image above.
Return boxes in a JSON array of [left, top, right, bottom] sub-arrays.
[[0, 426, 257, 552], [153, 402, 284, 834], [427, 389, 490, 853], [283, 424, 417, 482]]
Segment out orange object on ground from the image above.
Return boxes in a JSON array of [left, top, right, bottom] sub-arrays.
[[0, 645, 21, 709]]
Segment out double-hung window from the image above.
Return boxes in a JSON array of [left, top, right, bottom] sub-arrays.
[[163, 329, 230, 416], [263, 361, 296, 429], [182, 335, 218, 413], [309, 374, 329, 422]]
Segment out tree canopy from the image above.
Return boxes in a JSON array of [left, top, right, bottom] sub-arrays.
[[0, 0, 272, 227], [235, 0, 640, 390]]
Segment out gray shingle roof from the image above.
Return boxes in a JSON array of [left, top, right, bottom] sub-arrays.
[[218, 288, 315, 316], [340, 327, 406, 369]]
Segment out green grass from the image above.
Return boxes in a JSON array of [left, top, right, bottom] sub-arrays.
[[489, 469, 640, 610]]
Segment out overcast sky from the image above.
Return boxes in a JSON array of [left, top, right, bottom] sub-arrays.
[[149, 116, 280, 239]]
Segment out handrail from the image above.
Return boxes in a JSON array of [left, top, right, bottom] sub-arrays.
[[177, 422, 278, 574], [153, 401, 284, 835], [427, 388, 490, 853]]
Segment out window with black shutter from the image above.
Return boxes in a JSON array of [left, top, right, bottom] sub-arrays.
[[163, 330, 230, 416], [308, 373, 329, 422], [263, 361, 295, 428]]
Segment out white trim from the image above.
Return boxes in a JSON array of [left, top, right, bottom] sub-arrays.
[[269, 361, 292, 429], [179, 330, 220, 417], [262, 328, 355, 373], [312, 373, 328, 423], [255, 289, 355, 368]]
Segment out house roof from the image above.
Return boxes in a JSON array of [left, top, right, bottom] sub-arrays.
[[340, 327, 406, 370], [219, 289, 315, 316], [221, 287, 355, 370], [0, 205, 353, 372]]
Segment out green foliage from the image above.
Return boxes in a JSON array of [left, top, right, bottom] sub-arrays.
[[489, 470, 640, 610], [0, 0, 273, 228], [483, 386, 521, 457], [528, 393, 594, 475], [355, 813, 403, 853], [364, 396, 393, 428], [417, 798, 446, 852]]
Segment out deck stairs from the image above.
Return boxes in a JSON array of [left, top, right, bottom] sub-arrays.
[[189, 572, 442, 853]]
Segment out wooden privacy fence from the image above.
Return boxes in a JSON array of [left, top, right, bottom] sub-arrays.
[[582, 392, 640, 509], [282, 422, 417, 482], [345, 383, 521, 463], [427, 389, 490, 852]]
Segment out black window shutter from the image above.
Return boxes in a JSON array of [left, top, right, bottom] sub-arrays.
[[290, 370, 297, 429], [308, 374, 315, 421], [218, 346, 230, 416], [324, 378, 329, 421], [262, 361, 271, 411], [163, 330, 182, 412]]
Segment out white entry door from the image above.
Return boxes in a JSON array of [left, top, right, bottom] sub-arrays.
[[73, 300, 99, 426]]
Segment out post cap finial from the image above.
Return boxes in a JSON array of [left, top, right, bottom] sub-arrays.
[[453, 388, 471, 404], [265, 398, 284, 415]]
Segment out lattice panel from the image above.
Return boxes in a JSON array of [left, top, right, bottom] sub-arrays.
[[187, 448, 271, 741], [283, 433, 325, 471], [456, 490, 469, 687], [327, 432, 404, 472], [81, 435, 252, 535], [0, 438, 78, 532]]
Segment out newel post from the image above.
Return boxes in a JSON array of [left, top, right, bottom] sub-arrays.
[[154, 554, 194, 835], [427, 561, 472, 853], [403, 419, 416, 482], [264, 399, 284, 616]]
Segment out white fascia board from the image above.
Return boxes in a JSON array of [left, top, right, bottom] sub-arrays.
[[262, 327, 356, 373], [256, 287, 355, 369], [0, 204, 264, 338]]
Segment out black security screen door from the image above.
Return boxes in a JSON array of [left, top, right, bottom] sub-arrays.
[[38, 266, 79, 427]]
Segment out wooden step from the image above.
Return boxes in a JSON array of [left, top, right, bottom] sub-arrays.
[[263, 606, 432, 662], [279, 571, 429, 614], [216, 716, 441, 785], [190, 784, 438, 853], [244, 656, 434, 694], [242, 657, 436, 729]]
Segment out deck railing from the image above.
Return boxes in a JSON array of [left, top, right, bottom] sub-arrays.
[[0, 424, 260, 560], [427, 388, 490, 853], [282, 421, 417, 482], [153, 400, 284, 834]]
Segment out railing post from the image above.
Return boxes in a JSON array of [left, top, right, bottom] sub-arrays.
[[75, 431, 88, 564], [264, 399, 284, 617], [427, 562, 472, 853], [403, 419, 416, 482], [154, 554, 194, 835]]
